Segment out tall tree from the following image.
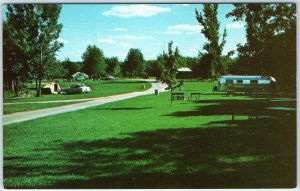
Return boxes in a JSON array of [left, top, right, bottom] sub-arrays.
[[4, 5, 35, 95], [81, 45, 106, 80], [122, 48, 145, 77], [157, 41, 180, 90], [226, 3, 296, 89], [195, 4, 227, 78], [33, 4, 63, 96]]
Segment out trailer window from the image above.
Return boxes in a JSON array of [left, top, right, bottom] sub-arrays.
[[226, 80, 233, 84], [237, 80, 243, 84], [251, 80, 258, 84]]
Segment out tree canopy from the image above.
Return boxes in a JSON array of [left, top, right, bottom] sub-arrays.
[[157, 41, 180, 90], [227, 3, 296, 89], [81, 45, 106, 80], [122, 48, 145, 77], [4, 4, 63, 96], [105, 56, 121, 77]]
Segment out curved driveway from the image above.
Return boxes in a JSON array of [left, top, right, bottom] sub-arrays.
[[3, 80, 167, 125]]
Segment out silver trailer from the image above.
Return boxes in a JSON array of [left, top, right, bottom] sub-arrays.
[[217, 75, 277, 93]]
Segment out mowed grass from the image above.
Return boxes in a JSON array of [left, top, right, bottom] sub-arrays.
[[4, 79, 151, 103], [3, 101, 86, 114], [3, 82, 296, 188]]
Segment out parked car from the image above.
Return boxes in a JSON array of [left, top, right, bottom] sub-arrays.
[[61, 83, 91, 94], [103, 75, 115, 80]]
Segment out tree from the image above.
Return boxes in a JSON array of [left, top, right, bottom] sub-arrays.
[[144, 59, 162, 78], [5, 4, 63, 96], [45, 57, 67, 81], [195, 4, 228, 78], [105, 56, 121, 76], [226, 3, 296, 90], [157, 41, 180, 90], [123, 48, 145, 77], [62, 58, 82, 78], [4, 5, 35, 95], [33, 5, 63, 96], [81, 45, 106, 80]]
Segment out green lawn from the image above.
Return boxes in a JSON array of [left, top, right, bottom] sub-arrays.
[[3, 101, 86, 114], [4, 79, 151, 103], [3, 82, 296, 188]]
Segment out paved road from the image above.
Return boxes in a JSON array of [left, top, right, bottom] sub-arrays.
[[3, 81, 167, 125]]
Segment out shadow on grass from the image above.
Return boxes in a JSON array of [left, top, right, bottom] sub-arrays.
[[4, 116, 296, 189], [164, 99, 296, 117], [91, 107, 154, 111]]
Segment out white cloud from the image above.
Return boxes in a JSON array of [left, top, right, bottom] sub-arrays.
[[164, 24, 202, 35], [98, 38, 115, 43], [103, 5, 171, 18], [112, 34, 153, 40], [57, 38, 68, 43], [226, 22, 244, 29], [114, 27, 127, 32], [119, 42, 131, 48]]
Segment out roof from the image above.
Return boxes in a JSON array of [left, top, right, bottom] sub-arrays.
[[219, 75, 276, 82], [177, 67, 192, 72]]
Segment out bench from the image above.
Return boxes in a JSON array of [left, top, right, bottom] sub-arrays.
[[226, 90, 235, 96], [171, 92, 184, 102], [189, 92, 201, 100]]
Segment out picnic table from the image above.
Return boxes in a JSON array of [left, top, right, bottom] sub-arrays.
[[189, 92, 201, 100], [171, 92, 184, 102]]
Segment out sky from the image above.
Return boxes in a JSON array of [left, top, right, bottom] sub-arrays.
[[4, 4, 247, 62]]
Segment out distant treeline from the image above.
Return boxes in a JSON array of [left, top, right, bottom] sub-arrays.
[[3, 4, 296, 97]]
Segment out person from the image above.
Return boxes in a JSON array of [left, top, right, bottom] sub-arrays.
[[213, 85, 218, 94]]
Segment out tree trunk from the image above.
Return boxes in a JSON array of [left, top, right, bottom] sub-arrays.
[[11, 80, 15, 93], [35, 78, 42, 97], [38, 79, 42, 97], [15, 79, 21, 96]]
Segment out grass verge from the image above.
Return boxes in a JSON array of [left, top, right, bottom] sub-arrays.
[[3, 101, 86, 114], [3, 82, 296, 188], [4, 79, 151, 103]]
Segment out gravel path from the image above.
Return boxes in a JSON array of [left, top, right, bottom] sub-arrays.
[[3, 81, 167, 125]]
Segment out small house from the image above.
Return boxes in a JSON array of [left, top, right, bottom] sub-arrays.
[[177, 67, 192, 79]]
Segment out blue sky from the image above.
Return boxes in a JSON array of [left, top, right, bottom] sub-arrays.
[[4, 4, 247, 61]]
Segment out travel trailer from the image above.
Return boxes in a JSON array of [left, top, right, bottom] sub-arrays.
[[217, 75, 277, 93]]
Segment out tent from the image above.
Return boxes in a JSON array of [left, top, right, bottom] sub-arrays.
[[177, 67, 192, 79], [178, 67, 192, 72], [42, 82, 61, 94], [72, 72, 89, 81]]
